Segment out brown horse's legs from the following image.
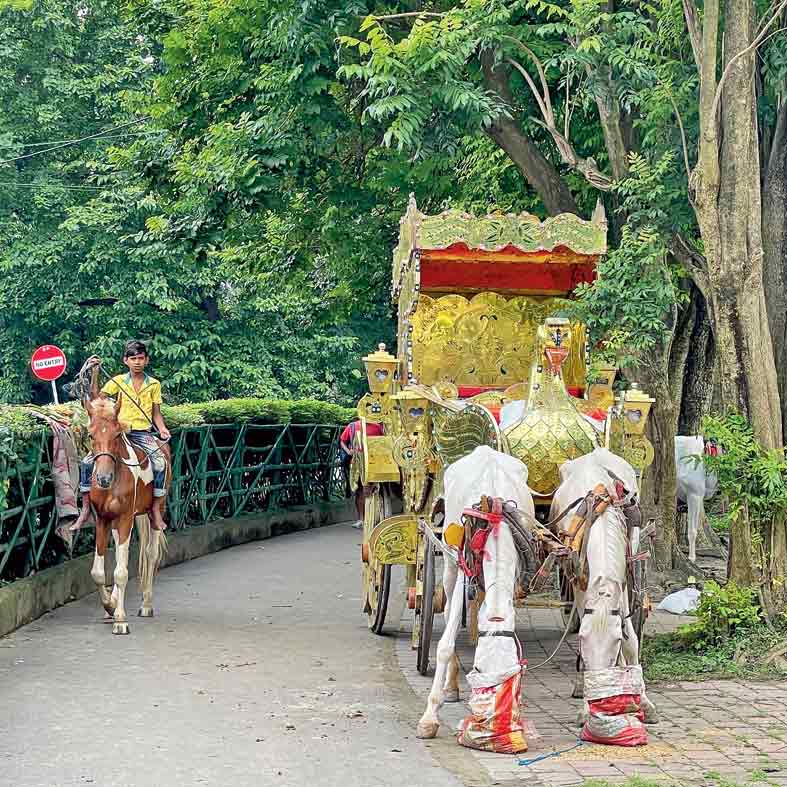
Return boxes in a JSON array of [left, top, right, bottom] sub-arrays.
[[91, 518, 114, 616], [110, 518, 134, 635]]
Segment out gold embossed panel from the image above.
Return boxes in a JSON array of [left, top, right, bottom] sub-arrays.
[[410, 292, 586, 390], [364, 435, 401, 483], [370, 515, 419, 565]]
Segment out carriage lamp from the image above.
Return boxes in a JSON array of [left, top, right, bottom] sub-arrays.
[[587, 365, 617, 410], [392, 389, 431, 435], [362, 343, 399, 394], [617, 383, 655, 435]]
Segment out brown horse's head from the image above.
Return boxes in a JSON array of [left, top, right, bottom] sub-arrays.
[[85, 396, 123, 489]]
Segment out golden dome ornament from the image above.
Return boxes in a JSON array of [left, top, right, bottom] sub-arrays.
[[503, 318, 600, 497]]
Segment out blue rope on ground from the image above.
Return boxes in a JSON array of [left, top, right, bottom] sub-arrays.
[[518, 740, 584, 766]]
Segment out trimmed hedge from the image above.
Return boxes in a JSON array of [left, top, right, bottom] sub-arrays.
[[0, 398, 356, 442], [161, 398, 356, 428]]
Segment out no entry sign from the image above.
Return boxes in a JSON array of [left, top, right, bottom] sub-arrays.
[[31, 345, 67, 383]]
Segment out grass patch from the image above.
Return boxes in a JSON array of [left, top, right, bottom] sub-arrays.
[[642, 625, 787, 682]]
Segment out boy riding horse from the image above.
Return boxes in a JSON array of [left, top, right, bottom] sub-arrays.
[[71, 340, 171, 531]]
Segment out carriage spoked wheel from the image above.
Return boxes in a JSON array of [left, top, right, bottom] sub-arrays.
[[629, 558, 648, 642], [362, 485, 393, 634], [416, 535, 436, 675]]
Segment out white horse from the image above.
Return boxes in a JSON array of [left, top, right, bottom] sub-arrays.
[[416, 446, 534, 739], [551, 447, 657, 725], [675, 436, 719, 563]]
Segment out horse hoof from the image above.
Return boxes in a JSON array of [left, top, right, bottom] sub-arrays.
[[138, 607, 154, 618], [443, 689, 461, 703], [112, 621, 130, 635], [643, 708, 659, 725], [416, 721, 439, 739], [576, 710, 588, 726]]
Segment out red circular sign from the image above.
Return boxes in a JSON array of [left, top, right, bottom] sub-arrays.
[[30, 345, 67, 382]]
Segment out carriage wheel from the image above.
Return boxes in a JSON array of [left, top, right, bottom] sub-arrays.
[[629, 559, 648, 642], [368, 562, 392, 634], [416, 537, 436, 675], [362, 485, 393, 634], [559, 568, 581, 634]]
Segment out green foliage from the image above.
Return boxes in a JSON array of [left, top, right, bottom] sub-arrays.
[[572, 153, 687, 366], [642, 580, 782, 683], [0, 405, 44, 443], [0, 0, 397, 406], [701, 413, 787, 531], [681, 581, 762, 647], [0, 398, 354, 436], [163, 398, 354, 428], [642, 622, 787, 682]]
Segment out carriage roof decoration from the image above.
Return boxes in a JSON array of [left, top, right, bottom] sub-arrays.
[[392, 195, 607, 397], [356, 197, 656, 641]]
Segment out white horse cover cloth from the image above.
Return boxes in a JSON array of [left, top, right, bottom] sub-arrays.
[[445, 447, 532, 754]]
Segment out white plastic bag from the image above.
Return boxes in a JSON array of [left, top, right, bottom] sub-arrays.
[[656, 587, 700, 615]]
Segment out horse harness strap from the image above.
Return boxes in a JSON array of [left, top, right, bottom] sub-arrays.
[[582, 607, 629, 639], [91, 450, 117, 464]]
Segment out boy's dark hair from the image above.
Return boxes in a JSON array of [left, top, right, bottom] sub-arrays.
[[123, 340, 148, 359]]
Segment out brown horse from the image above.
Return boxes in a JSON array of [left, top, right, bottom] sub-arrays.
[[84, 396, 170, 634]]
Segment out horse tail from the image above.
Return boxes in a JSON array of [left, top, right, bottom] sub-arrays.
[[136, 514, 167, 588]]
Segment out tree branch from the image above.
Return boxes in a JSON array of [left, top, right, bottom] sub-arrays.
[[667, 91, 693, 189], [503, 36, 554, 123], [711, 16, 787, 122], [670, 233, 711, 301], [506, 57, 550, 124], [480, 54, 578, 214], [505, 56, 614, 191], [682, 0, 703, 73], [372, 11, 444, 21]]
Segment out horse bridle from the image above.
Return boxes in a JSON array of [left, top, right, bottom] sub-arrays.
[[92, 450, 118, 465]]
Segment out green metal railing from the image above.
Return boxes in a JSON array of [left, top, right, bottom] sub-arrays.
[[0, 423, 347, 585]]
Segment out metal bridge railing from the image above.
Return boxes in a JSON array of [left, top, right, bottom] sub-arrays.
[[0, 423, 347, 585]]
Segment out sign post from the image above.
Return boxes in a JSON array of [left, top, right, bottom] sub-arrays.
[[30, 345, 68, 404]]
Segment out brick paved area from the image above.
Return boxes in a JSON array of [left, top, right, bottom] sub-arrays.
[[397, 600, 787, 785]]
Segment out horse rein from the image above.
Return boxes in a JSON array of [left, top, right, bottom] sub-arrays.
[[78, 358, 171, 464]]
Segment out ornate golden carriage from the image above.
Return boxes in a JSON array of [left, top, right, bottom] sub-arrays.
[[354, 197, 655, 672]]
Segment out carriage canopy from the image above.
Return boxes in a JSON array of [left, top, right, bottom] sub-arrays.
[[392, 197, 607, 396]]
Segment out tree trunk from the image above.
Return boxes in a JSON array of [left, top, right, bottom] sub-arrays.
[[761, 102, 787, 440], [678, 284, 716, 435], [481, 57, 578, 216], [692, 0, 783, 450], [640, 378, 680, 569], [688, 0, 786, 592], [728, 501, 755, 586]]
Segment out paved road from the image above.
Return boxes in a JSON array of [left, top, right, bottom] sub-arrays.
[[0, 524, 482, 787]]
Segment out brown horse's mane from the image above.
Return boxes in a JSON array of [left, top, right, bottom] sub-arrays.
[[88, 398, 130, 432]]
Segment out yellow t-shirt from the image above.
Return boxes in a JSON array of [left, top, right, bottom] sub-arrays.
[[101, 374, 162, 431]]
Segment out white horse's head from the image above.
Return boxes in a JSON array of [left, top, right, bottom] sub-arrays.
[[551, 448, 638, 671], [444, 446, 535, 625]]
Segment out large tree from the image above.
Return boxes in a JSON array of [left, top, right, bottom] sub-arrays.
[[343, 0, 787, 588]]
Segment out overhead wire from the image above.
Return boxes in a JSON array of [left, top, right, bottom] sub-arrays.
[[11, 130, 163, 148], [0, 181, 111, 191], [0, 118, 150, 166]]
